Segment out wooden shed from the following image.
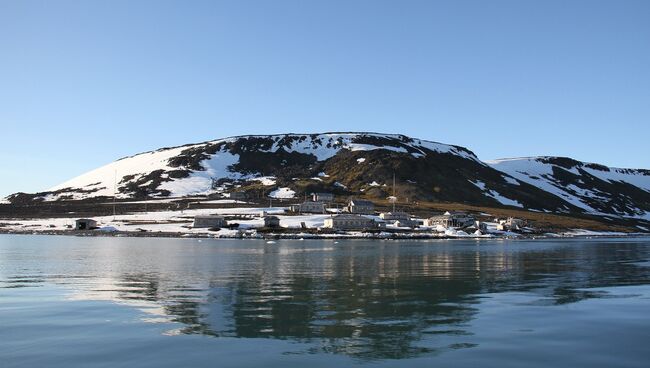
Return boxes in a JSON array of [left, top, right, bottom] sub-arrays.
[[75, 218, 98, 230], [263, 216, 281, 228], [193, 215, 226, 228]]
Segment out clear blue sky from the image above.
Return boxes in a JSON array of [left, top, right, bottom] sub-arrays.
[[1, 0, 648, 197]]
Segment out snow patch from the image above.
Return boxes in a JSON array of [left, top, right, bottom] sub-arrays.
[[253, 177, 277, 186], [470, 180, 523, 208], [268, 187, 296, 199], [503, 176, 520, 186]]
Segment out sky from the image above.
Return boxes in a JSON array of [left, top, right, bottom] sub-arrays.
[[1, 0, 649, 197]]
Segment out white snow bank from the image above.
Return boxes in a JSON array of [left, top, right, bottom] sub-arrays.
[[269, 187, 296, 199]]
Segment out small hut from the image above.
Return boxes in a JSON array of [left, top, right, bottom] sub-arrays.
[[75, 218, 98, 230], [263, 216, 281, 228], [193, 215, 226, 228]]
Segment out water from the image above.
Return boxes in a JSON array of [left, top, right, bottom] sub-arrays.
[[1, 235, 650, 367]]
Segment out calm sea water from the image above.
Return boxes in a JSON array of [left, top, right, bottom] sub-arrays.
[[1, 235, 650, 368]]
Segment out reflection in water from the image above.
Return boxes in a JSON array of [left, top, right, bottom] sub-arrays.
[[1, 237, 650, 360]]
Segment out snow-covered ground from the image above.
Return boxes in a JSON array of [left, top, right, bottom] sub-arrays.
[[0, 207, 284, 235], [1, 207, 642, 239], [0, 209, 326, 235], [252, 176, 277, 186]]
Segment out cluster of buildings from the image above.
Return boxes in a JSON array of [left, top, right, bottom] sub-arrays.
[[423, 211, 489, 233], [289, 195, 381, 231], [321, 210, 527, 233], [379, 211, 418, 227], [289, 194, 376, 214], [72, 191, 529, 235]]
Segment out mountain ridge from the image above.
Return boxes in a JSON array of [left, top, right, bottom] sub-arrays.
[[115, 131, 478, 162], [486, 156, 650, 174], [3, 132, 649, 225]]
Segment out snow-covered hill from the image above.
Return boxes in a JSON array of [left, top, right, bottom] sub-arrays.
[[10, 133, 479, 201], [4, 133, 649, 222], [488, 157, 650, 220]]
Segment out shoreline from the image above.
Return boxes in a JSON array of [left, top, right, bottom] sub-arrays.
[[1, 229, 646, 241]]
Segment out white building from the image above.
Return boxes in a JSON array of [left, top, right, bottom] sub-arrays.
[[380, 212, 410, 221], [475, 221, 488, 232], [323, 214, 377, 230], [380, 212, 417, 227], [424, 211, 475, 228], [497, 217, 526, 231]]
